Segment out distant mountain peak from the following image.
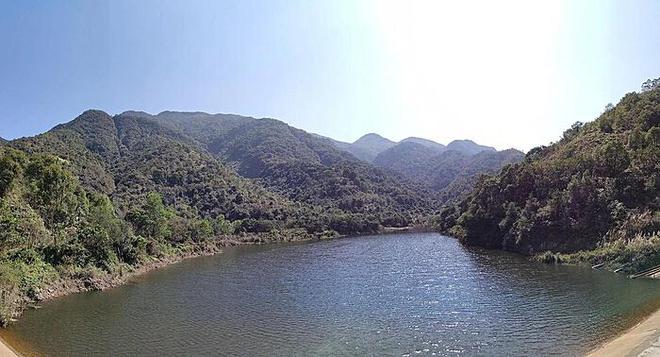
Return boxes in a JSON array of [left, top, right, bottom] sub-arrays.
[[400, 137, 445, 151], [349, 133, 397, 162], [354, 132, 393, 144], [447, 139, 496, 155], [120, 110, 153, 118], [54, 109, 115, 132]]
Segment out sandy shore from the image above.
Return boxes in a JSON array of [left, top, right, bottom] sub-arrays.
[[587, 306, 660, 357], [0, 336, 17, 357]]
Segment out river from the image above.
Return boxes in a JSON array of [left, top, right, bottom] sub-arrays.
[[2, 233, 659, 356]]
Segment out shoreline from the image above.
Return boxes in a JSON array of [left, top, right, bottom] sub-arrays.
[[587, 305, 660, 357], [0, 335, 18, 357], [1, 232, 657, 356], [0, 232, 330, 355], [0, 246, 224, 357]]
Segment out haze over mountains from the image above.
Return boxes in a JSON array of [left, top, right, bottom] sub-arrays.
[[317, 132, 523, 202], [321, 133, 500, 163]]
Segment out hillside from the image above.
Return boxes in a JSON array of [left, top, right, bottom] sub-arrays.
[[374, 141, 523, 199], [343, 133, 397, 162], [0, 143, 252, 325], [328, 134, 497, 163], [437, 80, 660, 273], [11, 111, 289, 223], [0, 110, 442, 324], [400, 137, 446, 151], [147, 112, 438, 226], [11, 110, 440, 232], [446, 139, 496, 155]]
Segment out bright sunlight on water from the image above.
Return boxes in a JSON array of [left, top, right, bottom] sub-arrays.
[[3, 233, 660, 356]]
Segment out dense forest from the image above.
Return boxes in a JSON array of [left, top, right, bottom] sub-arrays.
[[2, 79, 657, 326], [322, 132, 521, 202], [0, 109, 465, 324], [436, 79, 660, 273], [373, 141, 523, 201]]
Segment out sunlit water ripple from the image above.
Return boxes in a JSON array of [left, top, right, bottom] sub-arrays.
[[3, 233, 659, 356]]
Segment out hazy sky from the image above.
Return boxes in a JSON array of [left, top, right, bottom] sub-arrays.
[[1, 0, 659, 151]]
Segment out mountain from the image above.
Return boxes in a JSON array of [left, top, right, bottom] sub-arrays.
[[437, 81, 660, 273], [374, 141, 523, 200], [446, 139, 496, 155], [11, 110, 442, 233], [374, 142, 440, 173], [3, 110, 441, 325], [11, 110, 290, 221], [344, 133, 397, 162], [0, 137, 6, 145], [327, 132, 499, 163], [400, 137, 446, 151], [147, 111, 438, 226]]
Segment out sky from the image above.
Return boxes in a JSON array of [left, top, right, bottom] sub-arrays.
[[1, 0, 659, 151]]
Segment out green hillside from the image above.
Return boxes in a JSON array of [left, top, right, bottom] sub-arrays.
[[437, 80, 660, 273], [374, 141, 523, 199], [148, 111, 439, 226]]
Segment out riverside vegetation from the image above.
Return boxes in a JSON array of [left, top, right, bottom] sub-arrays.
[[0, 78, 659, 326], [435, 78, 660, 273], [0, 107, 516, 325]]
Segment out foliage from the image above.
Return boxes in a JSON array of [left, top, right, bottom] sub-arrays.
[[373, 141, 523, 202], [438, 80, 660, 270]]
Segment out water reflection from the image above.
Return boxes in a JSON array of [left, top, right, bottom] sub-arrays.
[[3, 233, 659, 356]]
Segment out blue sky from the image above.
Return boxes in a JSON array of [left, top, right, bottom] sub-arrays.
[[1, 0, 659, 151]]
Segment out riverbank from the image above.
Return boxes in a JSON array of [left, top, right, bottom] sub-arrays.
[[0, 336, 17, 357], [1, 230, 329, 327], [587, 306, 660, 357]]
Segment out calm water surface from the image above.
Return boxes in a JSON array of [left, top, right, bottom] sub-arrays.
[[3, 233, 660, 356]]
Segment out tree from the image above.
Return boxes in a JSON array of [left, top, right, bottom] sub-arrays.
[[126, 192, 174, 240], [641, 77, 660, 92], [594, 141, 630, 177], [23, 155, 87, 241], [562, 121, 583, 141]]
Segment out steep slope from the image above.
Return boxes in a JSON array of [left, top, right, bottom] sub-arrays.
[[373, 142, 441, 173], [446, 139, 496, 155], [436, 149, 525, 202], [11, 110, 292, 223], [150, 112, 438, 226], [0, 137, 6, 144], [438, 82, 660, 272]]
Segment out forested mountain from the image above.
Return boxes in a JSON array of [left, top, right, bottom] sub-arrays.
[[437, 80, 660, 273], [0, 109, 441, 324], [0, 137, 6, 144], [400, 137, 446, 151], [145, 111, 438, 226], [326, 133, 497, 163], [324, 133, 397, 162], [374, 141, 523, 200], [446, 139, 496, 155], [10, 110, 439, 233], [348, 133, 397, 162]]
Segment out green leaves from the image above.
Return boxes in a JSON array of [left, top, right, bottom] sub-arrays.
[[445, 79, 660, 258]]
